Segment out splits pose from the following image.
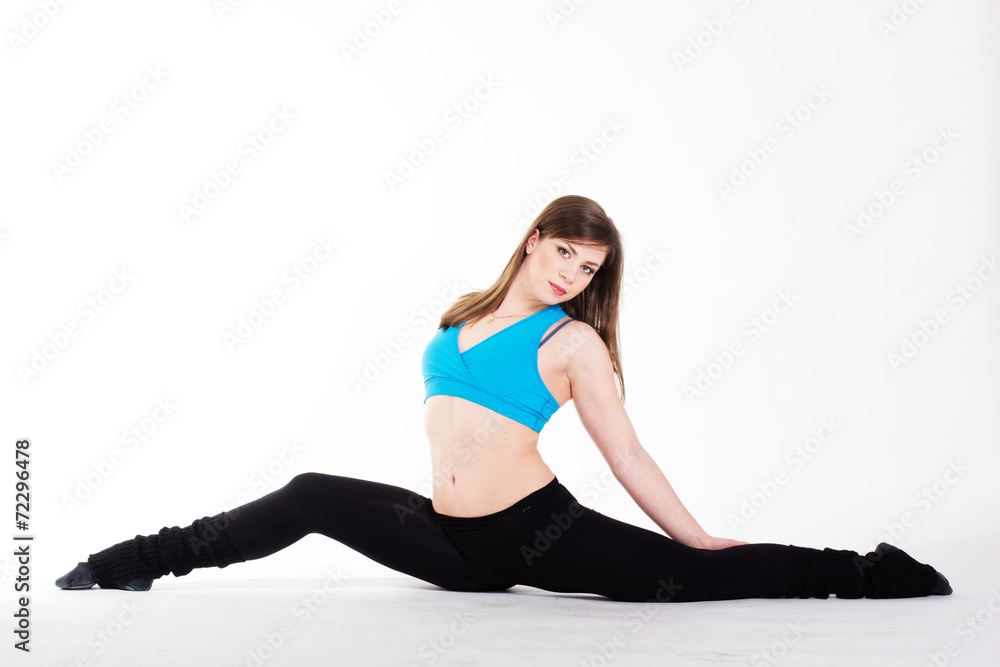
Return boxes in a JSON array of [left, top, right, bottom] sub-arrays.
[[57, 195, 951, 602]]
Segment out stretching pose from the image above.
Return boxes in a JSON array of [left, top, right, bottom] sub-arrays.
[[57, 195, 951, 602]]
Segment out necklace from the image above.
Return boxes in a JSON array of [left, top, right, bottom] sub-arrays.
[[485, 309, 531, 325]]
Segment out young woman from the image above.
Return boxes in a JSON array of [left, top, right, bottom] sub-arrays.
[[56, 195, 951, 602]]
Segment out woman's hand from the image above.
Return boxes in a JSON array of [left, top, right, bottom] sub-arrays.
[[692, 535, 749, 550]]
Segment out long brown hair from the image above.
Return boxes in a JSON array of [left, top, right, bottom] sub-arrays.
[[437, 194, 626, 402]]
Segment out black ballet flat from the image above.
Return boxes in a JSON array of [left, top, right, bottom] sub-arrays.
[[931, 571, 953, 596], [874, 543, 952, 596], [121, 577, 153, 591], [55, 562, 97, 589], [55, 562, 153, 591]]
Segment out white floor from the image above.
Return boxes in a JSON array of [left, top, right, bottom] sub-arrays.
[[31, 552, 999, 667]]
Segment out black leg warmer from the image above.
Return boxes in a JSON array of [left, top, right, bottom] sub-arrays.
[[788, 543, 940, 599], [87, 512, 245, 590], [853, 543, 940, 598]]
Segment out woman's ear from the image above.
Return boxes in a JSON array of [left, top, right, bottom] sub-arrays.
[[525, 228, 540, 254]]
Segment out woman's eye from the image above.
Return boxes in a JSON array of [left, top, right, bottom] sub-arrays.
[[560, 247, 592, 274]]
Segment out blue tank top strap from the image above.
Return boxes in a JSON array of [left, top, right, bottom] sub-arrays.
[[539, 317, 572, 348]]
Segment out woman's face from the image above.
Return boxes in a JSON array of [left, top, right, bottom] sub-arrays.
[[524, 230, 608, 303]]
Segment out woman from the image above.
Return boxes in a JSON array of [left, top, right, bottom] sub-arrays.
[[56, 195, 951, 602]]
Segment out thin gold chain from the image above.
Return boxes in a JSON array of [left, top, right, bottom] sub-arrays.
[[485, 309, 532, 325]]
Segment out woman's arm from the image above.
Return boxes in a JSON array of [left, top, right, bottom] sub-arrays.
[[562, 322, 746, 550]]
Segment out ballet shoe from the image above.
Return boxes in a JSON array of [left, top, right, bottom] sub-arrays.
[[55, 562, 153, 591], [55, 562, 96, 589], [873, 543, 952, 597], [931, 571, 953, 596]]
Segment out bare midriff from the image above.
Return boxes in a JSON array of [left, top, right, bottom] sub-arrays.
[[424, 395, 558, 517]]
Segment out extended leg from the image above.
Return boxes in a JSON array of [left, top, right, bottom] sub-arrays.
[[62, 473, 508, 593], [519, 506, 947, 601], [441, 488, 947, 602], [222, 472, 510, 592], [508, 505, 801, 602]]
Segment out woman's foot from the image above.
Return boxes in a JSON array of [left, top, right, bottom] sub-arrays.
[[873, 543, 952, 596], [55, 562, 153, 591], [861, 543, 952, 598]]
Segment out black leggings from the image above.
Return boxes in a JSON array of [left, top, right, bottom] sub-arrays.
[[220, 473, 808, 602], [86, 472, 942, 599]]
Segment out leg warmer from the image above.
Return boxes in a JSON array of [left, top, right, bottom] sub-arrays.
[[788, 544, 937, 599], [87, 512, 245, 590]]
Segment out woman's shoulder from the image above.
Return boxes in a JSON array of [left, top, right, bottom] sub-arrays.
[[554, 318, 609, 359]]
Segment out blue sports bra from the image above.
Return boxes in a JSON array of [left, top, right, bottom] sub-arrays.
[[421, 304, 573, 432]]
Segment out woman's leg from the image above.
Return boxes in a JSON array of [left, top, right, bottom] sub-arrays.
[[438, 479, 944, 602], [508, 506, 845, 602], [71, 473, 510, 593], [222, 472, 510, 591]]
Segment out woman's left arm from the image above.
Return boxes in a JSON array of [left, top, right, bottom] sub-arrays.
[[563, 323, 746, 550]]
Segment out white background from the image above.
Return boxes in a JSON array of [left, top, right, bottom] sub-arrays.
[[1, 1, 998, 659]]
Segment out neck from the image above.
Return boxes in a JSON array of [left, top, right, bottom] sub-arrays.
[[495, 296, 548, 317], [499, 275, 551, 316]]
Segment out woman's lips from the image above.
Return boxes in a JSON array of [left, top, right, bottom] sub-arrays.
[[549, 281, 566, 295]]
